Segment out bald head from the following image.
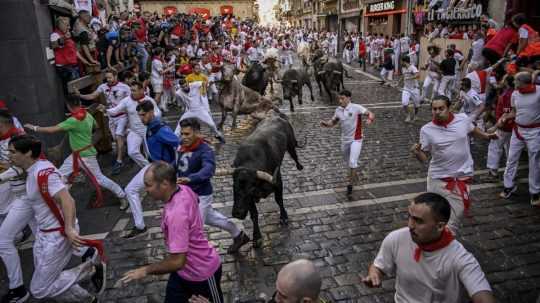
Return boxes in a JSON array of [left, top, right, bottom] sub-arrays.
[[515, 71, 532, 88], [276, 259, 321, 302]]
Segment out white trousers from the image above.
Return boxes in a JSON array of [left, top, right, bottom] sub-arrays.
[[175, 109, 222, 138], [125, 164, 149, 229], [503, 128, 540, 194], [427, 177, 470, 234], [380, 68, 393, 81], [127, 130, 149, 168], [342, 49, 352, 64], [199, 195, 240, 237], [59, 154, 125, 199], [503, 131, 526, 189], [402, 88, 421, 107], [438, 75, 455, 98], [108, 116, 128, 139], [31, 227, 94, 302], [422, 73, 440, 100], [342, 140, 363, 169], [487, 130, 511, 170], [0, 198, 37, 289]]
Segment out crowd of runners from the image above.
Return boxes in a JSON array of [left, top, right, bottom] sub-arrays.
[[0, 3, 539, 303]]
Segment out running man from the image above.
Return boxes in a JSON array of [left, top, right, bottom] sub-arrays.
[[75, 69, 131, 175], [175, 78, 225, 143], [320, 90, 375, 200], [25, 97, 128, 210]]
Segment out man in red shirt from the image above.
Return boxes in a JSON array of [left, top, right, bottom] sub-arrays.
[[482, 19, 521, 65], [487, 75, 515, 178], [132, 13, 149, 72], [50, 17, 83, 94]]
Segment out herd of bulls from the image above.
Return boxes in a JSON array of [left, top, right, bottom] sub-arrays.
[[214, 55, 351, 247]]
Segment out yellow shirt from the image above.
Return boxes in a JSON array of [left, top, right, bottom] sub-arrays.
[[185, 73, 208, 96]]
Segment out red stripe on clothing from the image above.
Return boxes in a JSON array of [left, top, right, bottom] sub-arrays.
[[354, 114, 363, 140]]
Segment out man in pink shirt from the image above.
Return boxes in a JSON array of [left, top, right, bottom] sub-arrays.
[[119, 161, 223, 303]]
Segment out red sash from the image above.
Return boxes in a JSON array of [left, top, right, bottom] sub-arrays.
[[37, 166, 106, 261], [514, 122, 540, 141], [67, 144, 104, 208], [441, 177, 472, 214], [414, 227, 454, 262]]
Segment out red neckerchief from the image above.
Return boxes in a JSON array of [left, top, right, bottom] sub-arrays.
[[107, 81, 118, 88], [414, 227, 455, 262], [179, 137, 204, 153], [432, 112, 454, 128], [0, 127, 23, 140], [518, 84, 537, 94], [69, 107, 87, 121]]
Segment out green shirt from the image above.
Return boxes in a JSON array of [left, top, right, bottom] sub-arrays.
[[57, 114, 97, 157]]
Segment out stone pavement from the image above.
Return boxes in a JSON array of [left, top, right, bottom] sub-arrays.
[[2, 62, 540, 302]]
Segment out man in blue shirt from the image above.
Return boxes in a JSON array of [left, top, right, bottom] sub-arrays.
[[176, 118, 249, 253], [123, 101, 179, 239]]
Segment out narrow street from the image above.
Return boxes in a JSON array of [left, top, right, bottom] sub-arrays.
[[2, 62, 539, 302]]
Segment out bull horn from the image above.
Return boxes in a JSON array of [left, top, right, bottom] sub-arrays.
[[215, 168, 235, 177], [256, 170, 273, 183], [333, 70, 342, 75], [317, 71, 326, 75]]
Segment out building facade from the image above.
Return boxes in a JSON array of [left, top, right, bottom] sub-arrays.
[[137, 0, 258, 20]]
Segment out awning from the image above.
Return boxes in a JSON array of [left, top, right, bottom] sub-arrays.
[[189, 7, 211, 19], [364, 8, 406, 17], [221, 5, 233, 15], [163, 6, 177, 16]]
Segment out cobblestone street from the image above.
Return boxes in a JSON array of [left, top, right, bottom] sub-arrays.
[[2, 65, 540, 303]]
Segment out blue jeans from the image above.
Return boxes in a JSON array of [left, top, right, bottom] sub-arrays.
[[55, 65, 80, 95], [135, 42, 149, 72]]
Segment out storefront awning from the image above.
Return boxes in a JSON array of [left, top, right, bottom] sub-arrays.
[[189, 7, 211, 19], [365, 8, 406, 17], [221, 5, 233, 15], [163, 6, 177, 16]]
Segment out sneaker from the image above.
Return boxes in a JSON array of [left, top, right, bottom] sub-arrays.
[[227, 231, 250, 254], [488, 169, 499, 178], [404, 115, 411, 123], [92, 262, 107, 296], [111, 161, 124, 175], [346, 185, 353, 201], [531, 194, 540, 207], [122, 227, 148, 239], [1, 285, 29, 303], [119, 198, 129, 211], [499, 185, 518, 199]]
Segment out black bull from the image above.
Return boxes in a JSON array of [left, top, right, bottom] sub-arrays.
[[217, 113, 304, 247], [313, 59, 353, 102]]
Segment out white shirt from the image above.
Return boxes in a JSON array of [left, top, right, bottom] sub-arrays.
[[470, 39, 485, 63], [402, 65, 419, 90], [519, 26, 529, 39], [400, 37, 410, 53], [26, 160, 67, 230], [511, 86, 540, 125], [333, 103, 368, 144], [465, 68, 492, 98], [73, 0, 92, 14], [460, 89, 483, 116], [247, 47, 263, 62], [420, 113, 475, 179], [96, 82, 131, 109], [151, 58, 164, 84], [175, 81, 209, 112], [107, 95, 161, 136], [374, 227, 492, 303]]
